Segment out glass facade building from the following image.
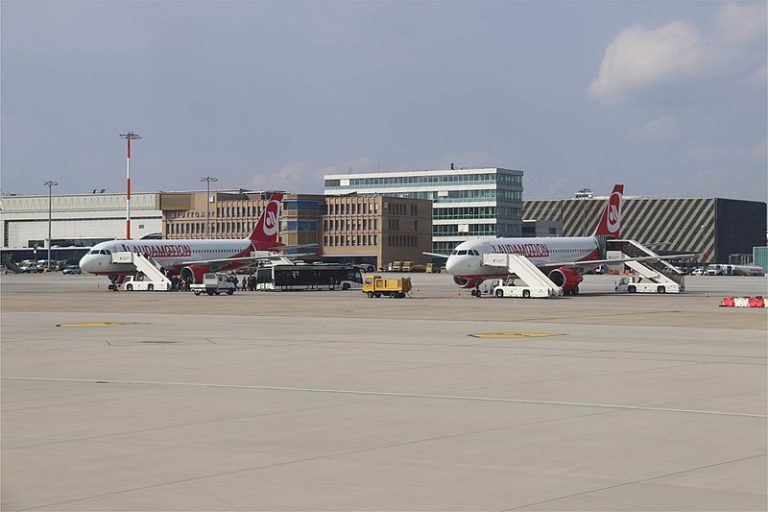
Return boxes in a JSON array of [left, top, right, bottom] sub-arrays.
[[324, 167, 523, 254]]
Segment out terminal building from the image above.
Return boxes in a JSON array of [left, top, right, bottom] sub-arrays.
[[324, 167, 523, 254], [4, 186, 764, 268], [2, 190, 432, 269], [522, 195, 767, 263], [162, 191, 432, 267]]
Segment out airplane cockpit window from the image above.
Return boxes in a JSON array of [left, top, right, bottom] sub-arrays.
[[469, 250, 479, 256], [89, 250, 99, 255], [457, 250, 467, 255], [450, 250, 458, 255]]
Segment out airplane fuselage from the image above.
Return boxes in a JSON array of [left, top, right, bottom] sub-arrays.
[[445, 236, 601, 280], [79, 238, 256, 275]]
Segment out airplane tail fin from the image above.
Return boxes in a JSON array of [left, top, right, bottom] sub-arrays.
[[593, 184, 623, 238], [248, 193, 283, 248]]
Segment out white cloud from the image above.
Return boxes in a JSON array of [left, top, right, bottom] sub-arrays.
[[590, 4, 767, 106], [250, 157, 381, 193], [717, 2, 768, 44], [250, 161, 323, 193], [588, 21, 706, 105], [635, 114, 683, 142]]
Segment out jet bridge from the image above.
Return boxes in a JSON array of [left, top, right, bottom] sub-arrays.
[[607, 239, 685, 292], [112, 252, 172, 290], [481, 254, 562, 298]]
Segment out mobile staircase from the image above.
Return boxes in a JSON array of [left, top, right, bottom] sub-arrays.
[[111, 251, 172, 291], [607, 239, 685, 293], [481, 254, 562, 298]]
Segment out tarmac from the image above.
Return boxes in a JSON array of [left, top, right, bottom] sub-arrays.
[[2, 272, 766, 511]]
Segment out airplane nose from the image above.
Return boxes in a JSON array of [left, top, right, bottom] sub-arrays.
[[445, 257, 456, 274], [79, 255, 94, 272]]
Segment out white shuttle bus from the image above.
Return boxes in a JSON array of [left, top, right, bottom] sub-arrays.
[[254, 264, 363, 291]]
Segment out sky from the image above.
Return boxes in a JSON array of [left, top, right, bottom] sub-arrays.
[[2, 1, 766, 202]]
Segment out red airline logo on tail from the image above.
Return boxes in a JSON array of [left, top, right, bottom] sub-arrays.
[[262, 203, 279, 237], [595, 184, 623, 237], [249, 193, 283, 249]]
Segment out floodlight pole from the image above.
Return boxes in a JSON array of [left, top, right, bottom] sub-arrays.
[[119, 132, 141, 239], [44, 180, 58, 270], [200, 176, 218, 238]]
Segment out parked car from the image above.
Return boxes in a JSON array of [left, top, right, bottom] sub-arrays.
[[62, 265, 82, 275], [20, 264, 43, 273], [691, 268, 705, 276]]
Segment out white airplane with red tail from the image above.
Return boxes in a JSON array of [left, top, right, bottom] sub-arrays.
[[79, 193, 305, 285], [430, 184, 689, 296]]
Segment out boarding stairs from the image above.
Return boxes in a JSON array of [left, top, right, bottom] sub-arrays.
[[2, 257, 23, 273], [112, 252, 172, 289], [482, 253, 562, 296], [607, 239, 685, 289]]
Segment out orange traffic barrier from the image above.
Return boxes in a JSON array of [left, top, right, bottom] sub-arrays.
[[720, 296, 767, 308]]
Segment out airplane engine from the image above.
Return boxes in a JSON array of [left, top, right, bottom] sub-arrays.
[[180, 265, 209, 284], [453, 276, 483, 289], [548, 268, 583, 295]]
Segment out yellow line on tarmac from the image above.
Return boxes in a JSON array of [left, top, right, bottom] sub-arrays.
[[469, 332, 559, 339], [57, 322, 139, 328]]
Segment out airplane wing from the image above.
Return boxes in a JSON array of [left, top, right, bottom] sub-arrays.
[[423, 252, 450, 259], [180, 245, 319, 271], [556, 253, 698, 269]]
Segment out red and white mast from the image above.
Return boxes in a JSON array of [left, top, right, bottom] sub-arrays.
[[119, 132, 141, 239]]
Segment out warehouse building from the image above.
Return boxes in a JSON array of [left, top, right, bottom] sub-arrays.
[[523, 195, 767, 263], [1, 191, 163, 249]]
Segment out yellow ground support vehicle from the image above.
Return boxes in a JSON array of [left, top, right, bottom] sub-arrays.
[[362, 275, 412, 298], [389, 261, 403, 271], [425, 263, 442, 273], [402, 261, 414, 272]]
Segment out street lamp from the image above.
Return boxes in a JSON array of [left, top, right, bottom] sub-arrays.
[[119, 132, 141, 239], [200, 176, 218, 238], [43, 180, 58, 270]]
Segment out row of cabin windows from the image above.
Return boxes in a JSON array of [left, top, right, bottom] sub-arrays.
[[450, 248, 587, 256]]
